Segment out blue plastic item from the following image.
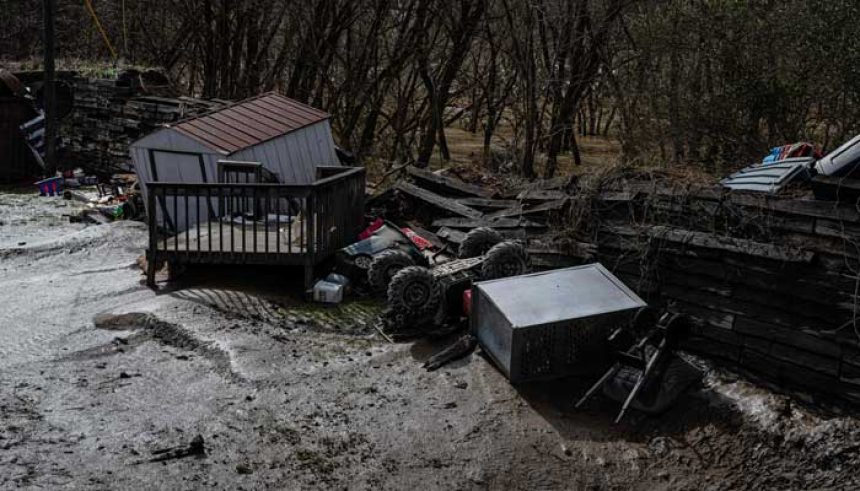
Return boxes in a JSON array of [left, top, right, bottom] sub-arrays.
[[762, 147, 781, 165]]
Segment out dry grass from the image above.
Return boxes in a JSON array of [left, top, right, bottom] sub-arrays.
[[424, 125, 623, 177]]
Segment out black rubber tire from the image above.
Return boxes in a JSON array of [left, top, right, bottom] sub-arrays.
[[458, 227, 503, 258], [368, 249, 415, 292], [481, 241, 530, 280], [387, 266, 441, 321]]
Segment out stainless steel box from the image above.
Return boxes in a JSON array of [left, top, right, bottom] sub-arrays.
[[471, 263, 646, 382]]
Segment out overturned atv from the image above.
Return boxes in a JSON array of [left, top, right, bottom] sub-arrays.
[[335, 221, 428, 292], [384, 236, 530, 334], [367, 226, 511, 294]]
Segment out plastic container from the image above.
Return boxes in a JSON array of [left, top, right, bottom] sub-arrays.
[[313, 280, 344, 303]]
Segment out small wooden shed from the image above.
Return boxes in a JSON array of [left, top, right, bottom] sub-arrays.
[[136, 92, 365, 290], [130, 92, 339, 217]]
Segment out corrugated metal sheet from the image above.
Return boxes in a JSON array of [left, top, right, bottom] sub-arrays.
[[721, 157, 813, 193], [171, 92, 330, 154]]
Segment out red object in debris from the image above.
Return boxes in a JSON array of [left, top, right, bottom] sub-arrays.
[[358, 217, 384, 240], [400, 227, 432, 250], [463, 289, 473, 317], [777, 142, 823, 160]]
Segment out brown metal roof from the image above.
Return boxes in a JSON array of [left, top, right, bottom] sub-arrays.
[[171, 92, 330, 154]]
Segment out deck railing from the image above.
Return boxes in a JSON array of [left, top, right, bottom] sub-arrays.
[[145, 166, 365, 288]]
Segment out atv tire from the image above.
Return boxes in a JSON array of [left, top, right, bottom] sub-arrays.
[[481, 241, 530, 280], [458, 227, 503, 258], [368, 249, 416, 292], [387, 266, 441, 323]]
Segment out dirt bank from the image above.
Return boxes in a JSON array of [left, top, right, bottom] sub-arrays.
[[1, 192, 858, 490]]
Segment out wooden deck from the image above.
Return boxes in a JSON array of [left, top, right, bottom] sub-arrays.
[[156, 218, 307, 254], [145, 166, 367, 289]]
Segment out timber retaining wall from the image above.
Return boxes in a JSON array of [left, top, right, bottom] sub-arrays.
[[591, 182, 860, 406]]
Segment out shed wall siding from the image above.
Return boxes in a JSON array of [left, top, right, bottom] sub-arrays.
[[230, 120, 339, 184]]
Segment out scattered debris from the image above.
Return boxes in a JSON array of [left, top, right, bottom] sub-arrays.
[[423, 334, 477, 371], [394, 181, 483, 218], [404, 166, 494, 198], [145, 434, 205, 463]]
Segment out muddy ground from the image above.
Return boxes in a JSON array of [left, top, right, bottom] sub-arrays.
[[1, 189, 860, 490]]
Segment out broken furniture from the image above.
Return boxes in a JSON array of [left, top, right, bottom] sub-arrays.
[[575, 312, 696, 423], [471, 263, 646, 383]]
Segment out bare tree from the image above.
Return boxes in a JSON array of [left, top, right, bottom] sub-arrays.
[[414, 0, 487, 168]]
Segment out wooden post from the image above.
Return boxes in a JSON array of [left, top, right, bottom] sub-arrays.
[[146, 187, 157, 288], [43, 0, 57, 175], [304, 193, 316, 293]]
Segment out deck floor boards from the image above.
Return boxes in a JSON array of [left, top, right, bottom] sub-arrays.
[[156, 220, 307, 254]]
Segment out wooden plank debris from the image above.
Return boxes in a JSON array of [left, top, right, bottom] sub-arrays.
[[811, 175, 860, 203], [516, 189, 568, 201], [501, 175, 576, 198], [607, 225, 815, 263], [432, 217, 547, 229], [486, 198, 569, 219], [648, 225, 815, 263], [394, 181, 483, 218], [456, 197, 519, 209], [405, 166, 494, 198]]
